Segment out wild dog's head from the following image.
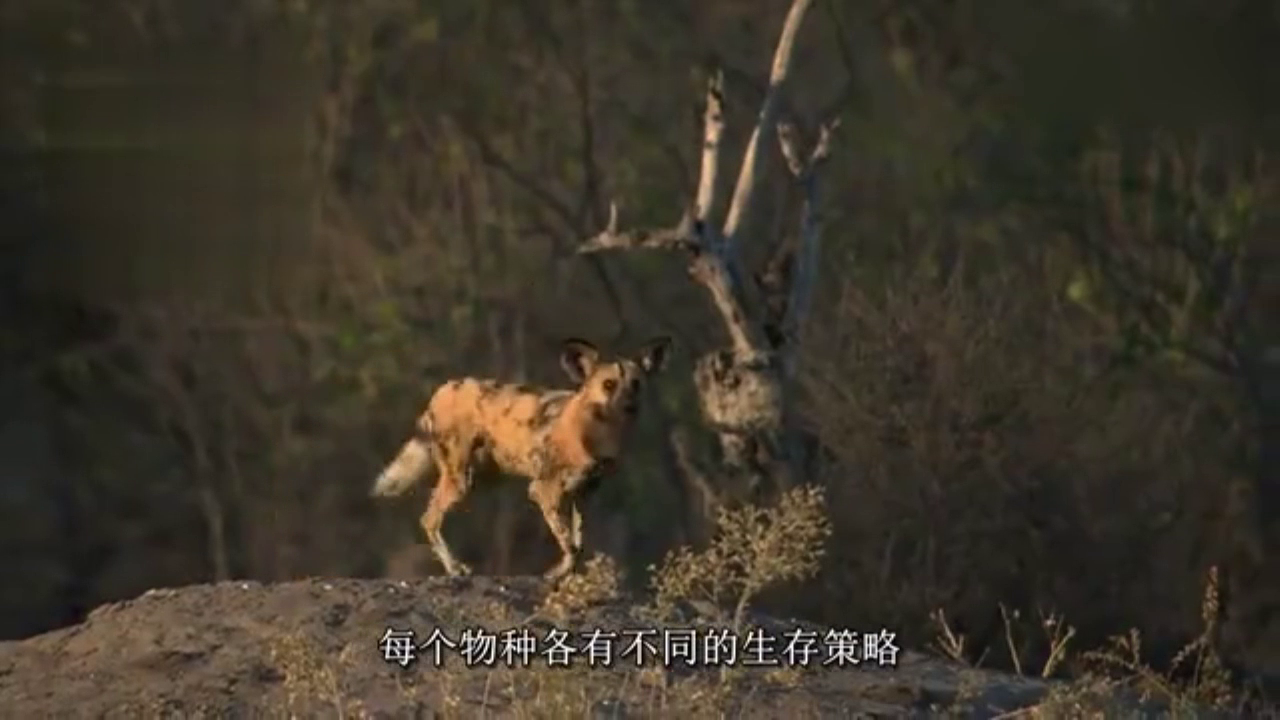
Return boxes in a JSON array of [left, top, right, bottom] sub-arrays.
[[559, 336, 672, 425]]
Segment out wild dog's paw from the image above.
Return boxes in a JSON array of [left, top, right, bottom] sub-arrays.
[[543, 554, 576, 582]]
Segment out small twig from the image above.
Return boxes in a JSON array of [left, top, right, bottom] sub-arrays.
[[811, 117, 840, 164], [776, 117, 842, 180], [930, 608, 968, 664], [577, 203, 700, 253], [1039, 609, 1076, 678], [999, 603, 1025, 677], [777, 123, 806, 177]]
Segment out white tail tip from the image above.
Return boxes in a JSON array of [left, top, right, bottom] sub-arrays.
[[370, 471, 398, 497]]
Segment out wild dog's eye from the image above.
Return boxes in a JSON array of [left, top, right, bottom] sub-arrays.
[[602, 378, 618, 393]]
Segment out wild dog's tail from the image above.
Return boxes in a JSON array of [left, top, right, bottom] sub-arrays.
[[370, 418, 436, 498]]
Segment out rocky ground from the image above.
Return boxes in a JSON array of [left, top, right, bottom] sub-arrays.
[[0, 570, 1237, 719]]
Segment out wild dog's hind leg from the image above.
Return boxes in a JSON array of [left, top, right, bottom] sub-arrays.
[[420, 441, 473, 577], [529, 480, 576, 581]]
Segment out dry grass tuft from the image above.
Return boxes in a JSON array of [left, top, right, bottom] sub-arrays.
[[940, 565, 1244, 718], [1075, 565, 1233, 713], [539, 553, 625, 621], [267, 631, 351, 718]]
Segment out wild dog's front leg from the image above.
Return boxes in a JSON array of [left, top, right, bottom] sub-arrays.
[[530, 480, 576, 580], [567, 463, 609, 554]]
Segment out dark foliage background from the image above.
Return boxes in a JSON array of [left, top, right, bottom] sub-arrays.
[[1, 0, 1276, 682]]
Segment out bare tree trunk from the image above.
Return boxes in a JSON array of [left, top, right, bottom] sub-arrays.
[[576, 0, 840, 503], [198, 482, 231, 582]]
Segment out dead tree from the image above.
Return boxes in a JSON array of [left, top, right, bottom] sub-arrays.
[[577, 0, 839, 501]]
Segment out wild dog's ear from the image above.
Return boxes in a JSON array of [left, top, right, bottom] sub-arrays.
[[560, 338, 600, 384], [637, 336, 672, 374]]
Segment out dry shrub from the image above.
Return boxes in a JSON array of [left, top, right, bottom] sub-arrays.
[[941, 567, 1249, 717], [491, 665, 604, 719], [539, 553, 625, 621], [649, 484, 832, 631], [1075, 566, 1234, 713]]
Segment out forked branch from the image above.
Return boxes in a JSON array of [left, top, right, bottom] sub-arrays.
[[578, 202, 700, 253], [722, 0, 814, 252], [570, 0, 836, 498], [575, 0, 817, 364], [777, 117, 840, 180], [575, 68, 770, 359], [777, 116, 840, 379]]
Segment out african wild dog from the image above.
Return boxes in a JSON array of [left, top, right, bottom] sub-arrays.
[[370, 336, 673, 580]]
